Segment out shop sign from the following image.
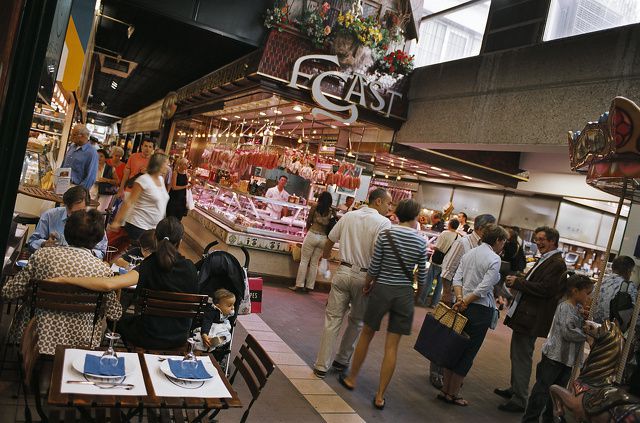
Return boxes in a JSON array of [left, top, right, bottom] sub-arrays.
[[288, 55, 403, 124]]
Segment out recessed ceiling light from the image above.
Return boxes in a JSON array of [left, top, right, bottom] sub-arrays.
[[110, 80, 118, 89], [370, 156, 375, 162], [296, 115, 304, 120], [399, 157, 406, 161], [344, 122, 350, 126], [221, 117, 228, 121], [431, 166, 441, 171], [463, 175, 473, 180], [440, 173, 450, 177], [259, 111, 267, 116], [330, 125, 337, 129], [274, 110, 282, 114], [312, 129, 317, 134], [234, 115, 241, 119], [416, 170, 427, 175], [293, 105, 302, 112]]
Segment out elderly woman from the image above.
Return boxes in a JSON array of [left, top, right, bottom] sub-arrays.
[[2, 210, 122, 355], [109, 153, 169, 251], [107, 146, 126, 183], [439, 224, 508, 406], [339, 199, 427, 410]]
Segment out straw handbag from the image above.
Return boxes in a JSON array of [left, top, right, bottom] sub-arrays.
[[433, 302, 468, 334]]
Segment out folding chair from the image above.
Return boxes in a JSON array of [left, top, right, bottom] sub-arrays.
[[127, 289, 208, 351], [208, 333, 275, 423]]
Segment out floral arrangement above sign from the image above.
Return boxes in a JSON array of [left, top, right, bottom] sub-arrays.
[[375, 50, 414, 76], [263, 0, 414, 81]]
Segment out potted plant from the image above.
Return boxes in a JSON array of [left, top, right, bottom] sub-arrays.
[[264, 0, 292, 31], [297, 2, 332, 49]]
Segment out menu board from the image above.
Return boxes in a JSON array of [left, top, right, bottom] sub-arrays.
[[499, 194, 559, 230]]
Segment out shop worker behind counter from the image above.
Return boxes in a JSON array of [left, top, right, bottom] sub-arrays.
[[265, 175, 290, 218], [27, 185, 108, 259], [61, 123, 98, 190], [313, 187, 392, 379], [495, 226, 567, 413]]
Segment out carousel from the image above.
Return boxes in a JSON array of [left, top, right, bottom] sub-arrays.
[[551, 96, 640, 421]]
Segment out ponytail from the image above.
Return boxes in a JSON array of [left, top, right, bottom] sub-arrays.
[[154, 216, 184, 271]]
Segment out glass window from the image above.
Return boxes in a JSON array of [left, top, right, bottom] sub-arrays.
[[410, 0, 491, 67], [544, 0, 640, 41]]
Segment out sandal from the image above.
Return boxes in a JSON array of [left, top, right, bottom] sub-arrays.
[[338, 373, 355, 391], [447, 395, 469, 407], [373, 397, 385, 410]]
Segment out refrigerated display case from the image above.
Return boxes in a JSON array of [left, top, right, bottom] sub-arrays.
[[191, 182, 311, 249]]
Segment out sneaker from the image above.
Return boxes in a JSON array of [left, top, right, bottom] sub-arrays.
[[313, 368, 327, 379], [332, 360, 347, 372], [288, 286, 300, 292]]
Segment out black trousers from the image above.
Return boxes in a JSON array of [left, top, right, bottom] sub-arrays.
[[522, 354, 571, 423]]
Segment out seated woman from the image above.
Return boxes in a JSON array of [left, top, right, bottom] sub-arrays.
[[50, 216, 199, 350], [2, 210, 122, 355], [113, 229, 157, 269]]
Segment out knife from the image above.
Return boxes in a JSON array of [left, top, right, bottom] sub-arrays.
[[66, 380, 135, 389]]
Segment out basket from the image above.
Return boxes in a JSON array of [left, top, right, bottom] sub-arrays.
[[433, 302, 468, 334], [291, 243, 302, 262]]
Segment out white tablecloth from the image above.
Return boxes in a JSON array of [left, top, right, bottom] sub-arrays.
[[60, 348, 148, 396], [143, 354, 231, 398]]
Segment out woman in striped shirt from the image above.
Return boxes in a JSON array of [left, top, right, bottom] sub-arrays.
[[339, 199, 427, 410]]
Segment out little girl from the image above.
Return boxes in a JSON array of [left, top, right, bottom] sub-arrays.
[[522, 273, 593, 423], [194, 289, 236, 353]]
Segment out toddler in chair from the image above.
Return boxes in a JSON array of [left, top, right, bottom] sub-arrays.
[[194, 288, 236, 352]]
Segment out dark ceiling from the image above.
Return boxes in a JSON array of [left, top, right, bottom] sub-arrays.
[[88, 0, 257, 126]]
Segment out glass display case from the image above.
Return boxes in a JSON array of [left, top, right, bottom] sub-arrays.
[[20, 149, 54, 189], [192, 183, 311, 242]]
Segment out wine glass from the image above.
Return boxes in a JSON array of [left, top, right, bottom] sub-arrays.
[[100, 331, 121, 369], [181, 337, 198, 370]]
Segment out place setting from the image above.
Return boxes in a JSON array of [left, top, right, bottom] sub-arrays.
[[60, 331, 147, 396], [144, 337, 232, 398]]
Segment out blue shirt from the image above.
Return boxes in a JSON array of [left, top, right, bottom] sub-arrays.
[[62, 142, 98, 189], [27, 207, 108, 259]]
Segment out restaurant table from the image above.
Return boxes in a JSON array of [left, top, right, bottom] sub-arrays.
[[18, 185, 100, 207], [48, 345, 242, 422]]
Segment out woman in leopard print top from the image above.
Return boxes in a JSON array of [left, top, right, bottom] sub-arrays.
[[2, 210, 121, 355]]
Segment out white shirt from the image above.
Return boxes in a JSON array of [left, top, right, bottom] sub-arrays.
[[126, 173, 170, 230], [265, 186, 290, 218], [452, 243, 501, 308], [441, 231, 481, 280], [328, 206, 391, 269]]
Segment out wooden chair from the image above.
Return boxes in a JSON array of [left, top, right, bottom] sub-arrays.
[[30, 279, 107, 349], [208, 333, 275, 423], [19, 317, 49, 422], [127, 289, 208, 351]]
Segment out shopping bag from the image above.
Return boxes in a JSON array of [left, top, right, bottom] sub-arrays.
[[414, 314, 470, 369], [186, 189, 195, 210], [238, 268, 252, 315]]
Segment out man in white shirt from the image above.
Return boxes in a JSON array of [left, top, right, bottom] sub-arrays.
[[265, 175, 290, 218], [313, 188, 392, 378]]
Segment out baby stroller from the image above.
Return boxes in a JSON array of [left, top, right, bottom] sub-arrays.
[[195, 241, 250, 375]]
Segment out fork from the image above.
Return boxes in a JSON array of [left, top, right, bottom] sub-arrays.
[[67, 380, 135, 390]]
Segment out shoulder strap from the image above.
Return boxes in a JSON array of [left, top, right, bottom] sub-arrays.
[[385, 230, 414, 282], [443, 233, 459, 255]]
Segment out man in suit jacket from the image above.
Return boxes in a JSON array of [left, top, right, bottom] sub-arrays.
[[494, 226, 567, 413]]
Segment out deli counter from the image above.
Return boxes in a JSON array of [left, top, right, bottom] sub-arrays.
[[182, 182, 440, 280]]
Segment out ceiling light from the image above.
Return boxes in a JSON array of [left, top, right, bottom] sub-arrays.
[[274, 110, 282, 114], [221, 117, 228, 121], [440, 173, 450, 177], [312, 129, 317, 134], [296, 115, 304, 121], [330, 125, 337, 129], [293, 105, 302, 112], [248, 131, 253, 137], [100, 101, 105, 107], [127, 25, 135, 39], [344, 122, 350, 126], [396, 175, 401, 181], [416, 170, 427, 175], [110, 80, 118, 89], [370, 156, 375, 162], [259, 111, 267, 116], [430, 166, 441, 171], [384, 174, 388, 179], [297, 137, 302, 144], [234, 115, 241, 119], [463, 175, 473, 180], [347, 151, 355, 157]]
